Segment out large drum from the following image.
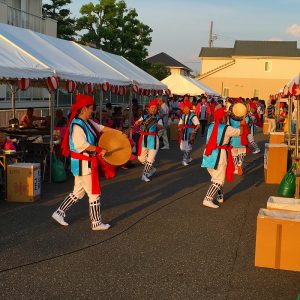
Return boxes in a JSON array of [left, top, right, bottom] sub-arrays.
[[98, 131, 132, 166], [231, 102, 248, 120]]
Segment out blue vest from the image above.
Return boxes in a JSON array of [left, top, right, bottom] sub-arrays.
[[201, 123, 228, 169], [181, 112, 196, 141], [70, 118, 97, 176], [229, 116, 249, 148], [141, 114, 160, 149]]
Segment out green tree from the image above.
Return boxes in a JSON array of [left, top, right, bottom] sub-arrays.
[[42, 0, 76, 40], [76, 0, 152, 68], [146, 63, 170, 81]]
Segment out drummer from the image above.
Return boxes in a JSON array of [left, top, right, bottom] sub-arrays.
[[178, 99, 200, 166], [135, 99, 164, 182], [201, 105, 245, 208], [52, 94, 118, 231], [229, 100, 250, 176]]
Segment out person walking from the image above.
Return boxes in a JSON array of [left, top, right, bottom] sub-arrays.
[[158, 98, 170, 149], [52, 94, 117, 231]]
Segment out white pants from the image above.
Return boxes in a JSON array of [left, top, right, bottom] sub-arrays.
[[138, 147, 158, 164], [267, 118, 276, 133], [180, 140, 192, 152], [207, 165, 226, 185], [72, 174, 100, 203], [158, 127, 169, 148]]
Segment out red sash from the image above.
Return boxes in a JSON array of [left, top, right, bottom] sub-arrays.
[[70, 151, 100, 195], [138, 131, 158, 156], [217, 145, 234, 182], [178, 125, 196, 144]]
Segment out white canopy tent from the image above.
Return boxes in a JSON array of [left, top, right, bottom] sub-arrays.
[[0, 23, 128, 85], [161, 74, 219, 96], [83, 46, 167, 90], [0, 34, 53, 80]]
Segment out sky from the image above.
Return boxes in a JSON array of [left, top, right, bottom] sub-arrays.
[[68, 0, 300, 74]]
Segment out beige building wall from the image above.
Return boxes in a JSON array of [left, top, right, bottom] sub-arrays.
[[200, 58, 233, 74], [200, 57, 300, 99]]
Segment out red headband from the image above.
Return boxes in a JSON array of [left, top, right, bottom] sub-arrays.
[[61, 94, 95, 157]]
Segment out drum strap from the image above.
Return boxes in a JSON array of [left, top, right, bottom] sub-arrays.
[[217, 145, 234, 182], [138, 131, 157, 156], [70, 151, 100, 195], [179, 125, 196, 144]]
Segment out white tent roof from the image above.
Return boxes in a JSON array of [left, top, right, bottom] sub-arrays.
[[161, 74, 219, 96], [35, 33, 130, 86], [83, 46, 167, 90], [0, 23, 129, 85], [0, 34, 53, 80]]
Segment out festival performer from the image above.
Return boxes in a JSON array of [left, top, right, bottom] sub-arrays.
[[201, 105, 245, 208], [247, 102, 262, 154], [229, 104, 249, 176], [136, 99, 164, 182], [178, 99, 200, 166], [52, 94, 117, 231]]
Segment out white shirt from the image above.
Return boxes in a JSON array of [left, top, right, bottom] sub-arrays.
[[160, 103, 169, 126], [72, 119, 104, 175]]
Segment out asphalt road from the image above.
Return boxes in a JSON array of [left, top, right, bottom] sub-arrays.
[[0, 132, 299, 300]]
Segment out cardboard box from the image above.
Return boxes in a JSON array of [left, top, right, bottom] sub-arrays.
[[7, 163, 41, 202], [255, 208, 300, 272], [170, 123, 179, 141], [269, 132, 285, 144], [263, 122, 269, 135], [267, 196, 300, 212], [264, 143, 288, 184]]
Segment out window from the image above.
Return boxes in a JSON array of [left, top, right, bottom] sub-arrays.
[[223, 88, 229, 97], [253, 89, 260, 98], [264, 61, 272, 72]]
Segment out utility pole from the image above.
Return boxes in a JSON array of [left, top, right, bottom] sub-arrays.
[[208, 21, 217, 47], [208, 21, 213, 47]]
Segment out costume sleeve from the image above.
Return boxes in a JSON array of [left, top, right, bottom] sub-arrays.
[[192, 115, 200, 125], [178, 118, 183, 125], [226, 126, 241, 137], [89, 119, 104, 132], [72, 124, 90, 153], [137, 117, 143, 122]]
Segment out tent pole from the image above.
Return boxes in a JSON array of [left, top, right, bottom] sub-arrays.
[[297, 97, 300, 159], [288, 95, 292, 148], [10, 84, 16, 119], [128, 85, 133, 127], [99, 89, 103, 123], [49, 91, 56, 183]]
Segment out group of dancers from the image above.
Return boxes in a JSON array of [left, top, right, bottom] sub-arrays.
[[52, 94, 262, 230]]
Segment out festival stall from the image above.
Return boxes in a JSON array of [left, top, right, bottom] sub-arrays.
[[161, 74, 219, 96], [0, 23, 169, 186], [255, 73, 300, 273]]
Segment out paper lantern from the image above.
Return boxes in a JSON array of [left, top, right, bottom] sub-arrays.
[[291, 83, 298, 96], [113, 85, 119, 94], [102, 82, 110, 92], [65, 80, 76, 93], [84, 83, 95, 94], [152, 89, 157, 96], [47, 76, 59, 92], [17, 78, 30, 91], [142, 89, 147, 96], [138, 88, 143, 95], [132, 85, 139, 93], [119, 86, 126, 96], [158, 90, 163, 96]]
